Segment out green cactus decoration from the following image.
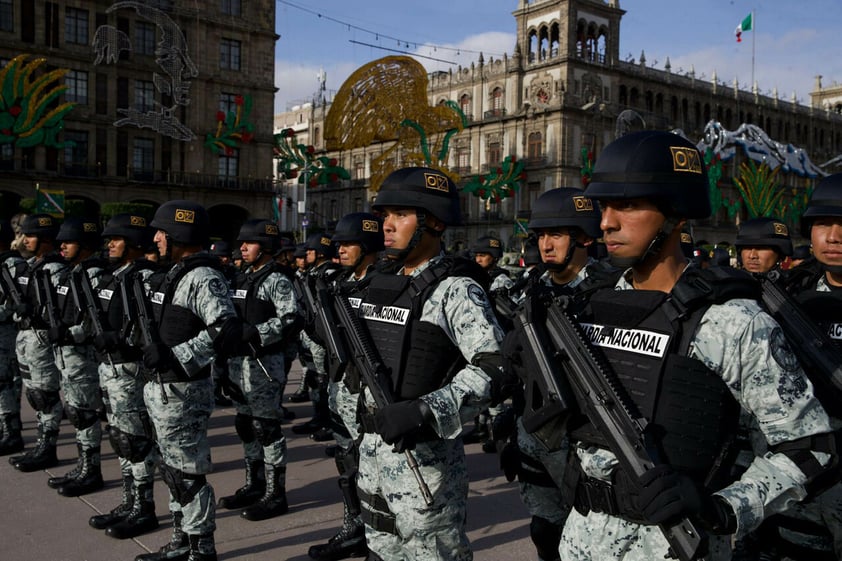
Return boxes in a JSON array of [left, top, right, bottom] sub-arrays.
[[0, 55, 76, 148], [704, 148, 741, 218], [733, 160, 785, 219], [580, 145, 594, 187], [777, 185, 813, 225], [274, 128, 350, 188], [205, 94, 255, 154], [461, 155, 526, 202]]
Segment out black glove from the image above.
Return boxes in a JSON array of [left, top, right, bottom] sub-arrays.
[[14, 301, 32, 318], [636, 465, 702, 526], [143, 342, 174, 371], [499, 440, 520, 482], [47, 324, 68, 344], [374, 399, 432, 451], [93, 330, 121, 352], [211, 318, 243, 358], [242, 324, 260, 344], [501, 330, 526, 380]]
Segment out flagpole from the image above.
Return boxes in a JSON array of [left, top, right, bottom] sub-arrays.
[[751, 10, 756, 88]]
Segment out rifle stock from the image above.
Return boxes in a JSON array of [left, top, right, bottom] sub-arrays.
[[129, 273, 168, 404], [37, 270, 65, 369], [298, 271, 348, 383], [0, 265, 23, 310], [70, 267, 118, 376]]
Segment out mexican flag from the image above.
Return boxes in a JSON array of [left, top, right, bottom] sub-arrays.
[[735, 13, 752, 42]]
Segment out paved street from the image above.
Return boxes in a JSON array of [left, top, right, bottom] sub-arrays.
[[0, 361, 534, 560]]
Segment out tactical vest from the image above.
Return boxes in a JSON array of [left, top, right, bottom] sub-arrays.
[[786, 260, 842, 348], [56, 257, 106, 329], [21, 253, 65, 329], [0, 250, 22, 324], [573, 266, 755, 486], [96, 260, 157, 363], [357, 257, 484, 401], [230, 262, 284, 356]]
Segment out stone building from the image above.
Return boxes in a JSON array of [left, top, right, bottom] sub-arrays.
[[278, 0, 842, 251], [0, 0, 279, 241]]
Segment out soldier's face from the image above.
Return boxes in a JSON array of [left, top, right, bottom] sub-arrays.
[[740, 246, 779, 273], [240, 241, 262, 264], [381, 207, 418, 252], [474, 252, 495, 270], [153, 229, 168, 256], [60, 240, 81, 261], [811, 218, 842, 270], [537, 228, 575, 266], [108, 237, 127, 260], [22, 234, 38, 253], [338, 242, 363, 268], [599, 198, 665, 261]]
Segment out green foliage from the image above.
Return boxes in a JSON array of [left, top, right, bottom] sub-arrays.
[[101, 202, 155, 221], [461, 155, 525, 202], [273, 128, 350, 188], [733, 161, 784, 218]]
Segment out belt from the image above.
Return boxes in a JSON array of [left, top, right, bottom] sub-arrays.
[[358, 487, 397, 535], [573, 475, 646, 524]]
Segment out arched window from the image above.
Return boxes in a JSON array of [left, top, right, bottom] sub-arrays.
[[528, 132, 543, 160], [460, 94, 471, 119]]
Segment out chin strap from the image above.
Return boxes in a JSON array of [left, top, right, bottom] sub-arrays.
[[383, 210, 441, 262], [608, 217, 678, 269]]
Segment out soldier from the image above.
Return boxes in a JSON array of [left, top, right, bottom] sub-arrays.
[[736, 216, 793, 274], [209, 240, 236, 408], [217, 219, 302, 522], [45, 217, 107, 497], [0, 219, 25, 455], [288, 243, 315, 405], [789, 244, 812, 269], [137, 200, 241, 561], [502, 187, 604, 561], [87, 214, 160, 539], [308, 212, 384, 561], [554, 130, 836, 561], [8, 213, 66, 472], [208, 240, 238, 285], [471, 235, 513, 292], [356, 166, 510, 560]]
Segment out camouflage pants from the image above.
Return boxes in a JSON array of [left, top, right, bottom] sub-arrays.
[[15, 328, 62, 433], [759, 481, 842, 559], [228, 352, 287, 467], [0, 323, 21, 416], [516, 417, 569, 526], [328, 378, 360, 441], [357, 432, 471, 561], [59, 344, 103, 450], [99, 361, 156, 484], [144, 376, 215, 536]]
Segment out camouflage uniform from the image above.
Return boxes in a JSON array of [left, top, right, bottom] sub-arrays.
[[0, 250, 24, 454], [356, 255, 504, 561], [558, 270, 834, 561]]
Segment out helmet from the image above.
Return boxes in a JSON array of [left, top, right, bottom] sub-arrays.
[[735, 217, 793, 256], [522, 239, 541, 266], [528, 187, 602, 238], [304, 232, 336, 259], [372, 166, 461, 225], [103, 214, 152, 249], [471, 236, 504, 259], [585, 130, 711, 219], [792, 244, 812, 260], [0, 218, 15, 244], [56, 217, 102, 249], [209, 240, 232, 258], [711, 247, 731, 267], [679, 228, 695, 259], [293, 243, 307, 259], [150, 200, 209, 246], [331, 212, 384, 254], [237, 219, 280, 253], [20, 213, 59, 239], [801, 173, 842, 237]]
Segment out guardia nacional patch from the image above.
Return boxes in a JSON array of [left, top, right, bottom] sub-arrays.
[[770, 326, 800, 372], [208, 277, 228, 297], [467, 284, 488, 306]]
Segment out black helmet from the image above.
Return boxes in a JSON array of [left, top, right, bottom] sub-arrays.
[[528, 187, 601, 238], [237, 219, 280, 253], [0, 218, 14, 244], [522, 238, 541, 266], [20, 213, 59, 239], [680, 229, 695, 259], [373, 167, 461, 225], [471, 236, 504, 259], [56, 217, 102, 249], [792, 244, 812, 260], [150, 200, 209, 246], [711, 247, 731, 267], [801, 173, 842, 237], [103, 214, 151, 249], [304, 232, 336, 259], [735, 217, 793, 256], [331, 212, 384, 254], [209, 240, 232, 258], [293, 243, 307, 259], [585, 130, 711, 219]]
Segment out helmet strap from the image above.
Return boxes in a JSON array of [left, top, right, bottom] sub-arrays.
[[384, 210, 430, 262], [544, 228, 584, 273], [609, 217, 678, 269]]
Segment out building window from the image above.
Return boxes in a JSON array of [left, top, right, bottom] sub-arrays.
[[487, 140, 502, 166], [221, 0, 241, 16], [45, 2, 59, 47], [219, 149, 239, 177], [353, 160, 365, 180], [65, 7, 88, 45], [219, 92, 238, 115], [63, 130, 89, 176], [135, 80, 155, 112], [527, 132, 543, 160], [460, 94, 471, 119], [132, 137, 154, 179], [220, 38, 241, 71], [492, 88, 504, 110], [0, 0, 12, 32], [65, 70, 88, 104], [136, 21, 155, 55]]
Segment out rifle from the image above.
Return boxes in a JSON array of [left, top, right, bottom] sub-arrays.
[[329, 282, 435, 506], [297, 268, 349, 383], [70, 267, 118, 377], [36, 270, 66, 369], [759, 270, 842, 408], [0, 264, 24, 311], [129, 273, 168, 404], [532, 296, 707, 561]]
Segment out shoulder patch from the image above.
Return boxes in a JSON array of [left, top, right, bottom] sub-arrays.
[[770, 326, 800, 372], [467, 283, 488, 307], [208, 276, 229, 298]]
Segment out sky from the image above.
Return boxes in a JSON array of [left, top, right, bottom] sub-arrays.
[[272, 0, 842, 116]]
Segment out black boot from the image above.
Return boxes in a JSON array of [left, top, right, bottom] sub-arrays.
[[307, 488, 366, 559], [48, 444, 83, 489], [106, 481, 159, 539], [0, 413, 24, 456], [240, 463, 288, 521], [135, 512, 189, 561], [10, 428, 58, 472], [57, 446, 104, 497], [90, 474, 134, 529], [218, 459, 265, 510], [291, 417, 322, 435], [186, 533, 217, 561]]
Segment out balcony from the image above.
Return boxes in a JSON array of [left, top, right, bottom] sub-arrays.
[[483, 108, 506, 120], [524, 155, 547, 168], [453, 165, 472, 175], [127, 168, 278, 191]]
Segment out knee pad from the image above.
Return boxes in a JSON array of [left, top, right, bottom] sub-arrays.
[[107, 425, 154, 463], [252, 416, 284, 446], [65, 404, 99, 430], [235, 413, 256, 443], [530, 516, 562, 561], [159, 463, 207, 507], [25, 387, 61, 413]]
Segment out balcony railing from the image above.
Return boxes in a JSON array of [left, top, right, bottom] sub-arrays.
[[126, 168, 278, 191], [483, 108, 506, 119]]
